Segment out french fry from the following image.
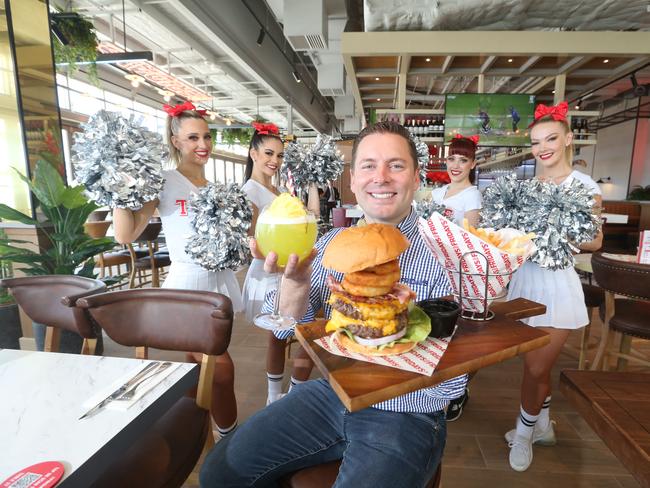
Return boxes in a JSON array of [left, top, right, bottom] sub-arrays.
[[462, 222, 535, 256]]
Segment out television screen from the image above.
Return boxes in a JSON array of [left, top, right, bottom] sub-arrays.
[[444, 94, 536, 147]]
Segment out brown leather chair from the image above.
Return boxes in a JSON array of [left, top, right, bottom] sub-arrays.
[[279, 460, 441, 488], [76, 288, 233, 488], [591, 252, 650, 371], [128, 222, 171, 288], [0, 275, 106, 354]]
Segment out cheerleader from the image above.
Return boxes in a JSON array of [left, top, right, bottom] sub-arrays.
[[504, 101, 602, 471], [113, 101, 243, 438], [431, 134, 482, 227], [430, 134, 482, 421], [239, 122, 287, 405]]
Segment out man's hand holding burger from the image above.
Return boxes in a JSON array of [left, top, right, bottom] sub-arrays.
[[249, 237, 318, 321]]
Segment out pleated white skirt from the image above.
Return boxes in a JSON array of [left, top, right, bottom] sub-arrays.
[[162, 261, 244, 313], [241, 258, 278, 322], [507, 260, 588, 329]]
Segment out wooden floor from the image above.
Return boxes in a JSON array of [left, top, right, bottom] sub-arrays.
[[102, 270, 645, 488]]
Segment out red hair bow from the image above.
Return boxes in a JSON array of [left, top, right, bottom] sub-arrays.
[[453, 133, 480, 145], [163, 101, 207, 117], [530, 101, 569, 126], [252, 121, 280, 135]]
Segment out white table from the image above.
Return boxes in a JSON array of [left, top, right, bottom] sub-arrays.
[[0, 350, 198, 487], [344, 206, 363, 219]]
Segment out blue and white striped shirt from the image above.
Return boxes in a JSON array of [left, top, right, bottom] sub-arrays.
[[264, 209, 468, 413]]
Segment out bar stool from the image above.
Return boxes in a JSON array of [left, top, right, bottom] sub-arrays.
[[563, 283, 605, 369], [128, 221, 171, 288], [590, 252, 650, 371], [84, 220, 131, 283]]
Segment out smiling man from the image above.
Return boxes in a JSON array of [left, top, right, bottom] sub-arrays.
[[200, 121, 467, 488]]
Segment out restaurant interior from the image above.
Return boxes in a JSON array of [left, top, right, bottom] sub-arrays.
[[1, 1, 649, 487]]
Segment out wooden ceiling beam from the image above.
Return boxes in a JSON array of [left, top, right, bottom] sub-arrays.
[[480, 56, 497, 73], [441, 56, 454, 74], [341, 31, 650, 57], [519, 56, 541, 74]]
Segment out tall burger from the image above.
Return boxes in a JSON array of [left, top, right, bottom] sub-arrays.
[[322, 223, 418, 356]]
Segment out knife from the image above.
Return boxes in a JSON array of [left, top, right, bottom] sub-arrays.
[[79, 361, 160, 420]]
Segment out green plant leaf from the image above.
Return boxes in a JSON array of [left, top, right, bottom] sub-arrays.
[[76, 259, 97, 278], [33, 160, 65, 207], [0, 204, 37, 225], [0, 253, 46, 264], [61, 185, 90, 209]]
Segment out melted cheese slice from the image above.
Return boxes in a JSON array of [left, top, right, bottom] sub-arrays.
[[327, 293, 407, 320], [325, 309, 401, 336]]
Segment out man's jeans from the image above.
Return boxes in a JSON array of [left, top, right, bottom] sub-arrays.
[[200, 379, 446, 487]]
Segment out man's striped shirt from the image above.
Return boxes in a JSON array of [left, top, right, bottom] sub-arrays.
[[264, 209, 467, 413]]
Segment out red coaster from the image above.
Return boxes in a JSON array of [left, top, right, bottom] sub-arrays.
[[1, 462, 64, 488]]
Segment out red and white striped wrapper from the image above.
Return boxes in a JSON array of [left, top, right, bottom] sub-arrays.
[[418, 213, 530, 313], [314, 332, 454, 376]]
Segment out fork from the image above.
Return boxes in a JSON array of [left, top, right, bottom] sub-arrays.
[[114, 361, 173, 401]]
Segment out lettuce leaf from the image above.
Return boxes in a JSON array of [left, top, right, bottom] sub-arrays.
[[375, 306, 432, 350], [335, 306, 432, 351]]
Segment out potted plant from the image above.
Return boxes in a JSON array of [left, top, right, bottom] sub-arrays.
[[0, 230, 21, 349], [51, 11, 99, 84], [627, 185, 650, 201], [0, 159, 116, 352]]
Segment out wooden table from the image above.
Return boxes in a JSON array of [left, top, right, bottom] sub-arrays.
[[0, 350, 198, 487], [296, 298, 549, 412], [560, 370, 650, 487]]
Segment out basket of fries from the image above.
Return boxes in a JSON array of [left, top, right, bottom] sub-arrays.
[[418, 213, 536, 320]]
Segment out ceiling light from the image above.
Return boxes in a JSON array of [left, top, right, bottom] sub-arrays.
[[225, 118, 232, 126], [257, 27, 265, 46], [425, 57, 431, 62], [292, 70, 302, 83], [375, 77, 380, 81], [157, 88, 174, 102], [125, 73, 144, 88], [603, 59, 609, 63], [209, 112, 217, 121], [575, 104, 580, 109], [552, 90, 555, 94], [377, 98, 381, 101], [508, 58, 513, 63]]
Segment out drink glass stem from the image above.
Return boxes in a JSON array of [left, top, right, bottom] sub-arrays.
[[270, 273, 283, 320]]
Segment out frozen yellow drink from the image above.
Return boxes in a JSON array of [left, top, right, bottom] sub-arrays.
[[256, 194, 317, 266]]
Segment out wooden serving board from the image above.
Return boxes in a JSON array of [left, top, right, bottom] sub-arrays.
[[295, 298, 549, 412]]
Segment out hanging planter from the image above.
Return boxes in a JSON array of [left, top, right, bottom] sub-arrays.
[[51, 11, 99, 84]]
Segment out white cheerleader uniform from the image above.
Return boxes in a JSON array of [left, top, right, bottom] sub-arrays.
[[431, 184, 482, 226], [157, 169, 244, 312], [507, 170, 601, 329], [241, 179, 278, 322]]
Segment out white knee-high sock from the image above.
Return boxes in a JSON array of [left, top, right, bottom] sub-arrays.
[[267, 372, 283, 397], [216, 419, 238, 438], [537, 396, 552, 431], [289, 376, 306, 392], [514, 406, 539, 441]]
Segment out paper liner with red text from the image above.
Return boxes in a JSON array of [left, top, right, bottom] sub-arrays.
[[314, 332, 454, 376], [417, 212, 530, 312]]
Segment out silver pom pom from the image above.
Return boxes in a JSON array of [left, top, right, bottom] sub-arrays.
[[411, 135, 430, 183], [481, 175, 600, 270], [72, 110, 167, 210], [414, 200, 449, 220], [185, 183, 253, 271], [280, 135, 344, 190]]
